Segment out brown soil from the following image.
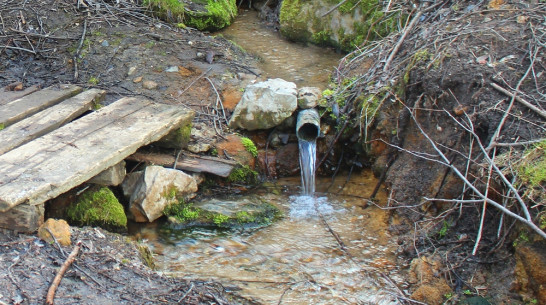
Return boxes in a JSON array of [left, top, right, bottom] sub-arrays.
[[0, 0, 262, 304]]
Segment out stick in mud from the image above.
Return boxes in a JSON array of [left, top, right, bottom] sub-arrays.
[[45, 241, 82, 305]]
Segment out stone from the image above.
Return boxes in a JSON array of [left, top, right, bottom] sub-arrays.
[[515, 241, 546, 304], [133, 76, 143, 83], [38, 218, 71, 246], [142, 80, 158, 90], [408, 255, 451, 304], [275, 143, 300, 177], [165, 66, 179, 72], [122, 165, 198, 222], [257, 150, 277, 178], [221, 87, 243, 111], [88, 161, 126, 186], [127, 66, 137, 76], [228, 78, 297, 131], [187, 121, 216, 154], [215, 134, 255, 167], [297, 87, 321, 109]]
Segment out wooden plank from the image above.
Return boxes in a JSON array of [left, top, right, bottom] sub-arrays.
[[0, 203, 44, 233], [0, 89, 106, 155], [127, 151, 238, 177], [0, 84, 81, 128], [0, 97, 195, 212], [0, 84, 41, 106]]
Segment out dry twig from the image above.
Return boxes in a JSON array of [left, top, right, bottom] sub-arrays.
[[45, 241, 82, 305]]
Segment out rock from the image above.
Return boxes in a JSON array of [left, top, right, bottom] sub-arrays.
[[142, 80, 158, 90], [275, 143, 300, 177], [297, 87, 321, 109], [215, 134, 255, 167], [127, 66, 137, 76], [122, 165, 198, 222], [38, 218, 71, 246], [165, 66, 179, 72], [155, 120, 193, 150], [186, 122, 216, 154], [515, 241, 546, 304], [133, 76, 143, 83], [228, 78, 297, 131], [66, 186, 127, 231], [257, 150, 277, 178], [88, 161, 126, 186], [164, 196, 282, 230], [221, 86, 243, 111], [408, 255, 451, 304]]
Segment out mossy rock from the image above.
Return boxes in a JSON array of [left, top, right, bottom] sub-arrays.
[[280, 0, 403, 52], [163, 197, 282, 230], [144, 0, 237, 31], [67, 186, 127, 232]]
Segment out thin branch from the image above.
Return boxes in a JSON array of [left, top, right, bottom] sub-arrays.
[[383, 9, 422, 72], [490, 82, 546, 120], [46, 241, 82, 305]]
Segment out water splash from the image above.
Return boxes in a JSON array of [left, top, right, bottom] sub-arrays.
[[298, 139, 317, 195], [288, 195, 335, 219]]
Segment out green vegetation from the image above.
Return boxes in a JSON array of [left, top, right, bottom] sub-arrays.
[[137, 244, 156, 270], [163, 201, 200, 222], [144, 0, 237, 31], [518, 140, 546, 188], [67, 187, 127, 231], [227, 165, 258, 184], [88, 76, 99, 85], [241, 137, 258, 157], [163, 199, 282, 230], [0, 123, 4, 130]]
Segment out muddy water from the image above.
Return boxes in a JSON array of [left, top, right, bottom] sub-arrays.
[[131, 172, 405, 304], [217, 10, 342, 88]]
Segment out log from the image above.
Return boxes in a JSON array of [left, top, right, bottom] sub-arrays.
[[0, 84, 82, 128], [0, 97, 195, 213], [127, 151, 238, 177], [0, 89, 106, 155]]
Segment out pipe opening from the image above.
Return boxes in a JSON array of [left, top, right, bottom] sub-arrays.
[[297, 123, 320, 142]]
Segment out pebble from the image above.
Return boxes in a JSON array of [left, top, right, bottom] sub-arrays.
[[133, 76, 143, 83], [127, 66, 137, 76], [142, 80, 158, 89], [165, 66, 179, 72]]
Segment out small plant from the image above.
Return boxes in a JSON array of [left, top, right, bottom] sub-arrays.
[[88, 76, 99, 85], [0, 123, 4, 130], [241, 137, 257, 157], [212, 214, 229, 225], [438, 220, 449, 238], [163, 201, 200, 222], [463, 289, 472, 295]]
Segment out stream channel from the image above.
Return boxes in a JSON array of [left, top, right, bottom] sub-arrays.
[[129, 10, 406, 305]]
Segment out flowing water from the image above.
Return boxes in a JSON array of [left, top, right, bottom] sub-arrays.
[[129, 10, 406, 305], [298, 139, 316, 195], [130, 173, 406, 304], [218, 10, 342, 87]]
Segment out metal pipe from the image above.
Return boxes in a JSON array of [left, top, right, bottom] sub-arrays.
[[296, 109, 320, 142]]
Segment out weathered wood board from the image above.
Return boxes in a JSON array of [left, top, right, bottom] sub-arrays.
[[0, 89, 106, 155], [0, 96, 194, 212], [0, 84, 81, 128], [0, 84, 41, 106], [128, 151, 238, 177]]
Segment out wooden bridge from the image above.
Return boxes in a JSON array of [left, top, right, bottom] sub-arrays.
[[0, 84, 196, 232]]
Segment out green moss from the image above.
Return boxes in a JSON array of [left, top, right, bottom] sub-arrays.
[[279, 0, 312, 42], [67, 187, 127, 231], [142, 0, 185, 22], [518, 140, 546, 187], [184, 0, 237, 31], [88, 76, 99, 85], [163, 201, 201, 222], [235, 211, 255, 223], [241, 137, 258, 157], [0, 123, 4, 130], [212, 214, 229, 225], [227, 165, 258, 184], [137, 244, 156, 270]]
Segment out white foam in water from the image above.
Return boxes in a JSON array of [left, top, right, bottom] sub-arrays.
[[289, 195, 337, 219]]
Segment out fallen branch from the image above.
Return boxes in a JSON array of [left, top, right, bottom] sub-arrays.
[[490, 82, 546, 120], [383, 9, 422, 73], [46, 241, 82, 305]]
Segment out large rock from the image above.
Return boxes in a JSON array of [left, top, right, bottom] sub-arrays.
[[38, 218, 71, 246], [228, 78, 297, 131], [122, 166, 198, 222]]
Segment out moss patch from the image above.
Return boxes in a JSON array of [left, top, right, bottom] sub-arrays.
[[241, 137, 257, 158], [163, 198, 282, 230], [67, 186, 127, 232], [144, 0, 237, 31], [227, 165, 258, 185]]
